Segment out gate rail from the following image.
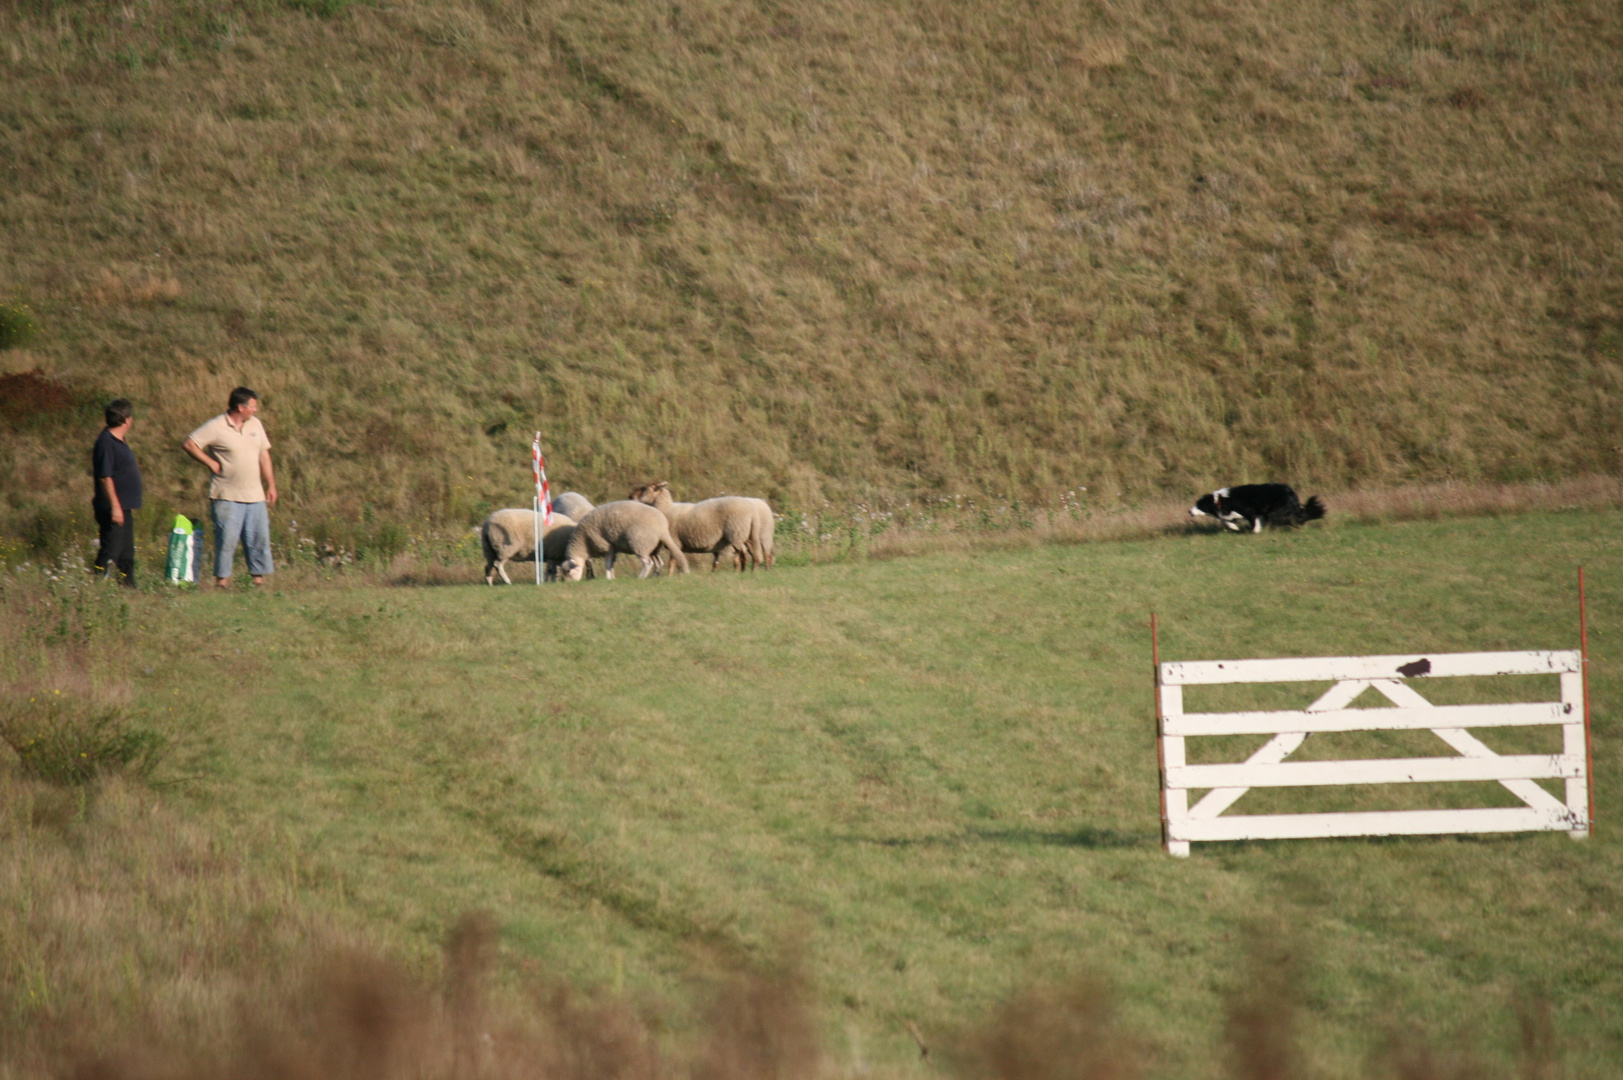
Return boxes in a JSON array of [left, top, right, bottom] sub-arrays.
[[1156, 649, 1591, 857]]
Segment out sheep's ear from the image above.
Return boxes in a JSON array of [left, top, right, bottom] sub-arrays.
[[655, 481, 670, 491]]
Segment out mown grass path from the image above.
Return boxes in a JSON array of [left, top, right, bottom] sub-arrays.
[[140, 511, 1621, 1077]]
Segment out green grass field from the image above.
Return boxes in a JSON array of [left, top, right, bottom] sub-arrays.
[[3, 508, 1618, 1077], [4, 0, 1621, 1073]]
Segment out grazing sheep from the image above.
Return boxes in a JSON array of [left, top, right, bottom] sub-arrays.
[[552, 491, 595, 521], [481, 509, 586, 585], [627, 482, 768, 571], [558, 501, 689, 581], [704, 496, 775, 569], [741, 497, 775, 569], [542, 519, 593, 581]]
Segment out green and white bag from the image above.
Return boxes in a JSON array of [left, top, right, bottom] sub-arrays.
[[166, 514, 198, 584]]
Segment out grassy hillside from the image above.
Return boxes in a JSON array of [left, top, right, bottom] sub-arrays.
[[1, 0, 1621, 557], [3, 509, 1619, 1077]]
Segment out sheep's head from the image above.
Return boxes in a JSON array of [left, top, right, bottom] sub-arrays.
[[558, 558, 587, 582], [629, 481, 670, 507]]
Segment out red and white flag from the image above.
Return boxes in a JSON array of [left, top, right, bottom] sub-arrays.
[[532, 433, 552, 528]]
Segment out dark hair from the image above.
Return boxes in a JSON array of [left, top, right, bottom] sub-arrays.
[[227, 386, 258, 411], [104, 399, 133, 428]]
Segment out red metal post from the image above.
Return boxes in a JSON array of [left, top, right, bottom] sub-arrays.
[[1153, 611, 1168, 853]]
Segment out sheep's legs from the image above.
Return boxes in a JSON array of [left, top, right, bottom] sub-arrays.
[[497, 560, 513, 585], [603, 552, 617, 579], [637, 555, 657, 579]]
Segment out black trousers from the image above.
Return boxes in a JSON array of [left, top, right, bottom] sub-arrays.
[[93, 503, 136, 585]]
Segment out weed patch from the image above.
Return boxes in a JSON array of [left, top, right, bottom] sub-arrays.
[[0, 687, 162, 787], [0, 302, 41, 350]]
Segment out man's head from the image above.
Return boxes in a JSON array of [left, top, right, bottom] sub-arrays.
[[104, 398, 133, 430], [227, 387, 259, 417]]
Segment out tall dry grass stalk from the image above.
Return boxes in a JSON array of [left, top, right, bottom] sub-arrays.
[[24, 910, 808, 1080], [7, 905, 1563, 1080], [965, 979, 1143, 1080]]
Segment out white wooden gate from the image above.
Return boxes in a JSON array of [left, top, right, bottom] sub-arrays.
[[1156, 651, 1592, 857]]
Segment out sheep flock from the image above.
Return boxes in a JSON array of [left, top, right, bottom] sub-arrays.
[[480, 483, 775, 585]]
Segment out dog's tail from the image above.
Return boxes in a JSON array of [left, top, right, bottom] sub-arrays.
[[1300, 496, 1326, 524]]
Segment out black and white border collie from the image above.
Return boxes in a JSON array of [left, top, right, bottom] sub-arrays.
[[1189, 484, 1326, 533]]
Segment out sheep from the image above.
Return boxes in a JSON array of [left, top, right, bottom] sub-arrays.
[[626, 482, 763, 571], [710, 496, 775, 570], [741, 497, 775, 569], [552, 491, 595, 521], [541, 519, 594, 582], [629, 482, 776, 570], [557, 501, 689, 581], [481, 509, 588, 585]]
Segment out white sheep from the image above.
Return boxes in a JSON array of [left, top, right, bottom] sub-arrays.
[[629, 482, 774, 570], [741, 497, 775, 569], [541, 519, 594, 581], [552, 491, 595, 521], [481, 510, 590, 584], [557, 501, 689, 581]]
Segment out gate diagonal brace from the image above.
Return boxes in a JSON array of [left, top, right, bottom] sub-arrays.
[[1369, 679, 1569, 815], [1188, 680, 1369, 820]]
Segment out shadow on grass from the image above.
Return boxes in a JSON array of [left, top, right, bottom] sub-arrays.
[[833, 825, 1156, 850], [1213, 830, 1556, 861]]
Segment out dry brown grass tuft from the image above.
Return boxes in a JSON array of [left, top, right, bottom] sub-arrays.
[[383, 554, 485, 588], [966, 978, 1143, 1080], [1224, 932, 1303, 1080], [692, 963, 820, 1080], [22, 913, 816, 1080], [0, 368, 81, 417], [1327, 476, 1623, 523], [87, 267, 184, 307]]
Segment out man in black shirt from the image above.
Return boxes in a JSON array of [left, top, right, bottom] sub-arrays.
[[92, 398, 143, 586]]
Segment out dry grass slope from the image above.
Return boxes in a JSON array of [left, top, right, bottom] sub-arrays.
[[0, 0, 1619, 554]]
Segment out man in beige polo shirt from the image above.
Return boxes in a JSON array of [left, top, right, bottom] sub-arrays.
[[183, 386, 279, 586]]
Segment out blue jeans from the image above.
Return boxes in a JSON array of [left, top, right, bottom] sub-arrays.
[[211, 500, 274, 579]]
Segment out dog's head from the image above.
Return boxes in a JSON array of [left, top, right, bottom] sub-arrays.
[[1189, 488, 1229, 520]]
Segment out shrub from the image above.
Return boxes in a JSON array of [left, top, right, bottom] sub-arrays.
[[0, 688, 163, 787], [0, 301, 41, 350], [365, 520, 410, 566]]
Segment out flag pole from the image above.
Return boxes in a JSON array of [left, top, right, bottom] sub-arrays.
[[533, 433, 543, 585], [532, 432, 553, 585]]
